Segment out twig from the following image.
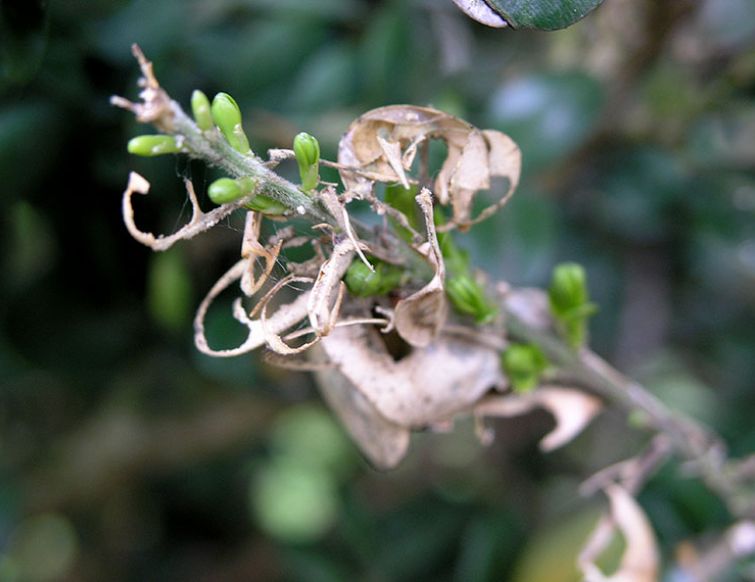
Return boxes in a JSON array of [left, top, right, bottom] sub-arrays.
[[677, 520, 755, 581], [112, 44, 329, 223], [504, 308, 755, 519]]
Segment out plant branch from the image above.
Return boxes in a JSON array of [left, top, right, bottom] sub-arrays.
[[112, 44, 329, 223], [504, 308, 755, 519]]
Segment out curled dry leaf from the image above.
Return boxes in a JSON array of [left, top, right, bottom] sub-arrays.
[[260, 275, 323, 355], [312, 344, 410, 470], [193, 260, 311, 357], [578, 484, 659, 582], [337, 105, 521, 229], [474, 386, 602, 451], [307, 238, 355, 337], [394, 190, 448, 347], [122, 172, 242, 252], [320, 324, 504, 434], [240, 211, 282, 297]]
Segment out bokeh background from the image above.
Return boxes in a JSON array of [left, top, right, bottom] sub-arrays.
[[1, 0, 754, 580]]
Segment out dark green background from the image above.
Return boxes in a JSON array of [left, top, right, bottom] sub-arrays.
[[1, 0, 754, 580]]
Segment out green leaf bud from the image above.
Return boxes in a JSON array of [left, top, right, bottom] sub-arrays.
[[344, 259, 403, 297], [548, 262, 597, 348], [191, 89, 213, 131], [549, 262, 589, 315], [445, 275, 498, 324], [501, 343, 548, 393], [211, 92, 251, 154], [127, 135, 181, 157], [207, 176, 256, 206], [244, 195, 289, 215], [293, 132, 320, 191], [208, 177, 244, 205]]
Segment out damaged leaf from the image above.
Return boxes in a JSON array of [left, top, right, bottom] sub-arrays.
[[319, 324, 505, 442], [193, 261, 312, 358], [307, 238, 354, 337], [122, 172, 243, 252], [337, 105, 521, 229], [578, 484, 659, 582], [475, 385, 602, 451], [313, 348, 410, 470], [393, 189, 448, 347]]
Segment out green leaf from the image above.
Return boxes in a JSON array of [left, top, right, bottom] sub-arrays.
[[485, 0, 605, 30], [190, 90, 213, 131]]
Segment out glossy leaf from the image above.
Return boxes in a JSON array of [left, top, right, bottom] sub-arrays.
[[484, 0, 605, 30]]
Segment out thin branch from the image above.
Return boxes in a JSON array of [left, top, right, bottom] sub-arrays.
[[504, 308, 755, 519], [112, 44, 329, 223]]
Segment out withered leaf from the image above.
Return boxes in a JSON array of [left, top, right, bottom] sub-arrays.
[[312, 344, 410, 470], [578, 484, 659, 582], [307, 238, 355, 337], [475, 386, 602, 451], [393, 189, 447, 347], [193, 261, 311, 357], [337, 105, 521, 228], [240, 211, 282, 297], [320, 325, 504, 430], [122, 173, 242, 252]]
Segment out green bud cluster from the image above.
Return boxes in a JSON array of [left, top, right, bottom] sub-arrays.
[[211, 92, 251, 154], [127, 135, 181, 157], [548, 262, 597, 349], [501, 343, 548, 393], [344, 259, 403, 297], [293, 132, 320, 191]]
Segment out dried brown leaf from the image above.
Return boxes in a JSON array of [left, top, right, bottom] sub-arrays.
[[193, 262, 311, 357], [240, 211, 282, 297], [394, 189, 448, 347], [475, 386, 602, 451], [579, 484, 660, 582], [122, 173, 242, 252], [337, 106, 521, 227], [307, 238, 355, 336], [312, 345, 410, 470], [320, 324, 504, 431]]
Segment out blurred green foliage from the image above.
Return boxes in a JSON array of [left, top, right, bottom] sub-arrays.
[[0, 0, 753, 580]]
